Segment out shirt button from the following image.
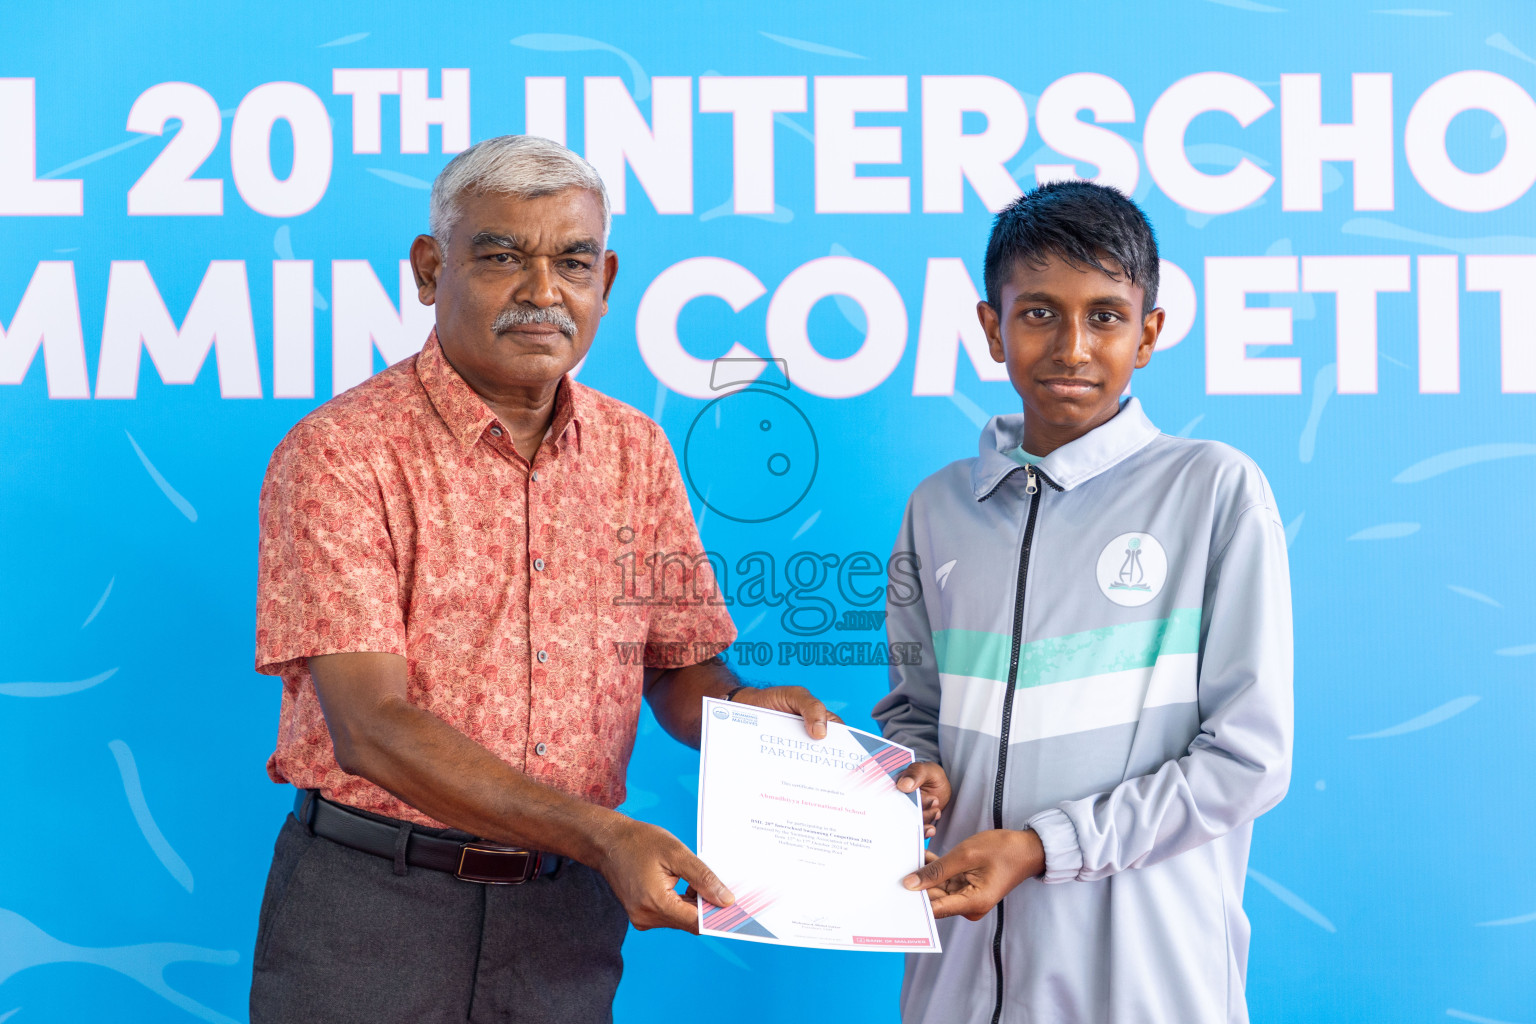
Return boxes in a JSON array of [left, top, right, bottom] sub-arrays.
[[490, 426, 503, 437], [533, 558, 545, 571], [531, 470, 540, 482], [535, 742, 548, 756], [536, 650, 548, 663]]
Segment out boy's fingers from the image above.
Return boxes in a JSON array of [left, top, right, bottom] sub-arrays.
[[903, 853, 955, 891], [926, 892, 976, 920], [903, 762, 952, 805], [898, 762, 939, 791], [928, 887, 1000, 922]]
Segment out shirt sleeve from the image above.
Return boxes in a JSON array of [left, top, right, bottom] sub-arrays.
[[1027, 498, 1295, 883], [641, 423, 736, 666], [254, 424, 407, 675], [871, 496, 943, 765]]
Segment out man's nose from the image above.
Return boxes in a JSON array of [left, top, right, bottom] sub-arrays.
[[512, 258, 563, 307]]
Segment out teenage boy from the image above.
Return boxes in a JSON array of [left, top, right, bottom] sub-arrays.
[[878, 181, 1293, 1024]]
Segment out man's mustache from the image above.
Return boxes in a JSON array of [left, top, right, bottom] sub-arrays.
[[492, 305, 579, 337]]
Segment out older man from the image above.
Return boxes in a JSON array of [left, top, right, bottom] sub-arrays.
[[248, 136, 834, 1024]]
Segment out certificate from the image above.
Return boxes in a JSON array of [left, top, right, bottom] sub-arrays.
[[695, 697, 941, 952]]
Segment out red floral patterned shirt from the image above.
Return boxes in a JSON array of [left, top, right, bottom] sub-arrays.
[[255, 331, 735, 826]]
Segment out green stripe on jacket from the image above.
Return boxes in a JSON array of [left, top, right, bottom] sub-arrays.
[[933, 608, 1201, 689]]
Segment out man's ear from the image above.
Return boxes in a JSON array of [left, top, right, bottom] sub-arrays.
[[600, 250, 620, 314], [1135, 307, 1165, 369], [409, 234, 442, 306], [977, 301, 1005, 363]]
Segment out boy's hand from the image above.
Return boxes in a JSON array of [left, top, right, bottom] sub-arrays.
[[901, 829, 1045, 921], [894, 761, 951, 838]]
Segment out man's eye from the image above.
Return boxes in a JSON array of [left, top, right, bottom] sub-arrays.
[[562, 259, 591, 271], [489, 253, 515, 264], [1022, 308, 1052, 319], [1090, 311, 1121, 323]]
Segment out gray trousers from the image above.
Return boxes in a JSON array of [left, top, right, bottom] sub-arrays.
[[249, 810, 629, 1024]]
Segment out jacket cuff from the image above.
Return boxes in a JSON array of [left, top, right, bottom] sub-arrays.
[[1026, 808, 1083, 884], [908, 743, 943, 767]]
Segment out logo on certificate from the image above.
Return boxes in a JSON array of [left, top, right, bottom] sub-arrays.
[[710, 702, 759, 727], [1095, 532, 1168, 607]]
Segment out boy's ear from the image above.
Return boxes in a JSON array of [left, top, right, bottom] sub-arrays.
[[977, 301, 1005, 363], [1135, 307, 1165, 369]]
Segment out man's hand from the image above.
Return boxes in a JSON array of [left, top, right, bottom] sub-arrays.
[[730, 685, 842, 740], [901, 829, 1045, 921], [894, 761, 951, 838], [645, 662, 841, 747], [594, 817, 735, 932]]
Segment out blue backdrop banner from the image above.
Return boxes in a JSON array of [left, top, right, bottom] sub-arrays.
[[3, 2, 1534, 1021]]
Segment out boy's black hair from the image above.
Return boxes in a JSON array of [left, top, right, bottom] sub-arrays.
[[983, 180, 1160, 315]]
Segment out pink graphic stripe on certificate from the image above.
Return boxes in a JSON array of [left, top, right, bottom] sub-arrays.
[[701, 886, 776, 933], [844, 741, 914, 794]]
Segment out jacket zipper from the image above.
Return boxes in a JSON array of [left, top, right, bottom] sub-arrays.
[[989, 464, 1040, 1024]]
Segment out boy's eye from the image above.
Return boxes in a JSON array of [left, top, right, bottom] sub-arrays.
[[1022, 308, 1053, 319], [1090, 310, 1121, 323]]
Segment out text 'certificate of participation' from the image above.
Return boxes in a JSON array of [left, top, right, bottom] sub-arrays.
[[696, 697, 941, 952]]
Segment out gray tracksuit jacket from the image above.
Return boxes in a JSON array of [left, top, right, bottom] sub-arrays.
[[874, 399, 1293, 1024]]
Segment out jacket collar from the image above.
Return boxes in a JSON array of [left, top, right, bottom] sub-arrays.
[[417, 329, 584, 454], [970, 398, 1161, 499]]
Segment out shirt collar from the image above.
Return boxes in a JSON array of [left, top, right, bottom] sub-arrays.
[[416, 329, 585, 454], [970, 397, 1160, 499]]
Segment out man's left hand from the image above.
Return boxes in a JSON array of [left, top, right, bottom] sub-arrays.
[[901, 829, 1046, 921], [730, 686, 842, 740]]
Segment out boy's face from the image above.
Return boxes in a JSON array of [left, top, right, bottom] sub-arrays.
[[978, 253, 1163, 456]]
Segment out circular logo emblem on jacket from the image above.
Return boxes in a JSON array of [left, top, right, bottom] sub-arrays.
[[1096, 533, 1168, 607]]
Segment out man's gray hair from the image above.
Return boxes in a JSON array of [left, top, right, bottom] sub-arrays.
[[429, 135, 611, 245]]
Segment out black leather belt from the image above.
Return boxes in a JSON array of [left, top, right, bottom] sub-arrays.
[[293, 789, 562, 884]]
